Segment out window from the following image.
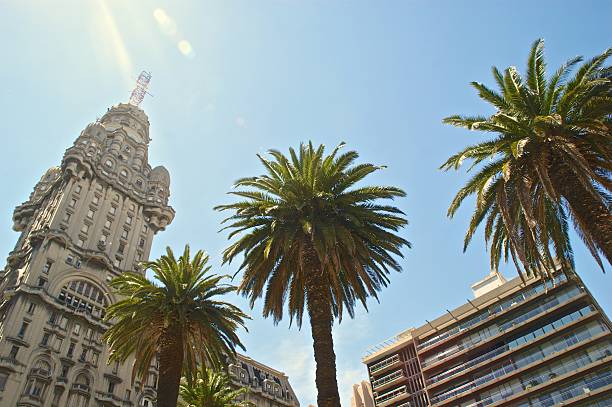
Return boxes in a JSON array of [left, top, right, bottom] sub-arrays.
[[142, 225, 148, 233], [41, 332, 51, 346], [113, 361, 119, 374], [86, 209, 95, 219], [110, 206, 117, 215], [118, 242, 126, 255], [113, 194, 119, 202], [125, 390, 131, 400], [18, 321, 29, 338], [53, 337, 63, 352], [75, 185, 82, 193], [105, 159, 113, 167], [120, 169, 128, 178], [139, 238, 145, 248], [58, 280, 108, 319], [92, 195, 99, 205], [104, 219, 112, 229], [99, 234, 107, 244], [76, 238, 85, 247], [126, 215, 133, 225], [48, 312, 57, 324], [113, 257, 121, 268], [42, 260, 52, 274], [60, 365, 69, 378], [66, 254, 74, 264], [27, 302, 36, 314], [59, 317, 68, 330], [73, 323, 81, 335], [37, 277, 47, 287], [67, 342, 75, 357], [96, 184, 103, 192], [136, 179, 143, 187], [81, 224, 89, 234], [0, 372, 8, 391], [69, 198, 77, 208], [79, 348, 87, 362], [92, 352, 99, 366], [63, 212, 71, 223], [121, 229, 129, 239], [108, 380, 115, 394], [9, 346, 19, 359]]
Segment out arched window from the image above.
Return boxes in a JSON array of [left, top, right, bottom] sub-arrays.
[[75, 374, 90, 386], [105, 159, 114, 168], [33, 360, 51, 375], [120, 169, 128, 178], [57, 280, 108, 319]]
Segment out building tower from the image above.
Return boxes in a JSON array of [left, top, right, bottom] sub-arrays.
[[0, 102, 175, 406]]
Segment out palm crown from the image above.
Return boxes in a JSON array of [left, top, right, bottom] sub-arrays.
[[442, 39, 611, 277], [103, 246, 249, 406], [216, 142, 409, 406], [179, 365, 252, 407]]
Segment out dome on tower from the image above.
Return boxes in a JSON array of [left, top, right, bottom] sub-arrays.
[[149, 166, 170, 186]]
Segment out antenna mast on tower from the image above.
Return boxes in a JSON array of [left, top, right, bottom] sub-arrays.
[[128, 71, 152, 107]]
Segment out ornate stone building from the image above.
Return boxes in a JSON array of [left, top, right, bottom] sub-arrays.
[[0, 102, 174, 406], [228, 353, 300, 407]]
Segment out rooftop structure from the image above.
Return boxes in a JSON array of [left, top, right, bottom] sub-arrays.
[[228, 353, 300, 407]]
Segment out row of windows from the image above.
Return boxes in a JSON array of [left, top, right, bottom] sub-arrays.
[[418, 273, 568, 351], [430, 319, 608, 403], [422, 285, 583, 367]]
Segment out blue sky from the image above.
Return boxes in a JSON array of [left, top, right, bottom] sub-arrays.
[[1, 1, 610, 404]]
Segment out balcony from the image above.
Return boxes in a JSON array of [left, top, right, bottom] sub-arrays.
[[72, 383, 90, 393], [417, 274, 567, 352], [375, 385, 409, 407], [95, 391, 123, 406], [369, 354, 401, 375], [429, 307, 605, 406], [372, 369, 405, 392], [426, 305, 598, 387], [421, 287, 585, 370], [0, 356, 22, 371]]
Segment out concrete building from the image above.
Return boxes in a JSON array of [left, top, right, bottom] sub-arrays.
[[228, 353, 299, 407], [363, 269, 612, 407], [351, 380, 375, 407], [0, 102, 174, 406]]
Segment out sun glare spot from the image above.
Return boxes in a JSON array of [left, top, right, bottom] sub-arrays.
[[153, 8, 177, 36], [178, 40, 194, 58]]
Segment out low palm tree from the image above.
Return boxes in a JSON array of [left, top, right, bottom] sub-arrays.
[[216, 142, 410, 407], [103, 246, 249, 407], [179, 365, 252, 407], [441, 39, 611, 277]]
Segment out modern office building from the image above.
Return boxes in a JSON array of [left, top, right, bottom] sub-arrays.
[[228, 353, 300, 407], [0, 101, 175, 406], [363, 270, 612, 407]]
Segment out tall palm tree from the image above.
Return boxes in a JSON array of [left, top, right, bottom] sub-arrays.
[[216, 142, 410, 406], [441, 39, 611, 277], [179, 365, 252, 407], [103, 246, 249, 407]]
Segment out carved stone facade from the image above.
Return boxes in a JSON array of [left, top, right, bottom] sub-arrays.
[[0, 103, 174, 407], [228, 353, 300, 407]]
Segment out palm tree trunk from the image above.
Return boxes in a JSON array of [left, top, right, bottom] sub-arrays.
[[305, 261, 341, 407], [553, 166, 612, 264], [157, 329, 184, 407]]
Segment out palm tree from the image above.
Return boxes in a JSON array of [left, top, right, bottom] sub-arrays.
[[216, 142, 410, 407], [103, 246, 249, 407], [441, 39, 611, 277], [179, 365, 252, 407]]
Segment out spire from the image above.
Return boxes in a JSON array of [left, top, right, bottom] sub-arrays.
[[128, 71, 152, 107]]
